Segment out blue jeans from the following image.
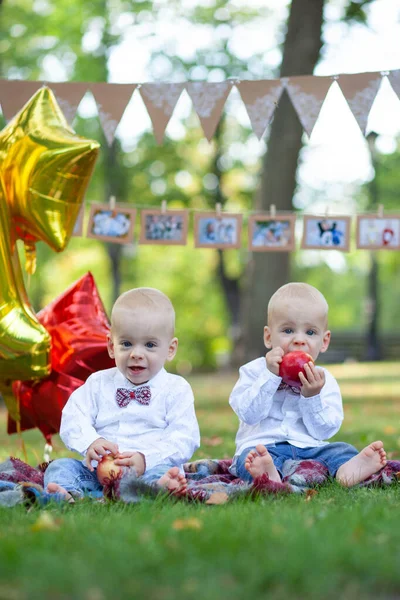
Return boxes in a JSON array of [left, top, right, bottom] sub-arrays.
[[235, 441, 359, 483], [43, 458, 177, 499]]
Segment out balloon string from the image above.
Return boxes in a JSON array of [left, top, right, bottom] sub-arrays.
[[15, 382, 28, 463]]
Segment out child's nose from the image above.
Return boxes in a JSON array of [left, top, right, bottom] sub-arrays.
[[293, 334, 306, 345], [130, 345, 144, 358]]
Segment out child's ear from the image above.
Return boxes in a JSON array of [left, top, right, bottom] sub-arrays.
[[263, 326, 272, 349], [320, 330, 331, 353], [167, 337, 178, 361], [107, 334, 115, 359]]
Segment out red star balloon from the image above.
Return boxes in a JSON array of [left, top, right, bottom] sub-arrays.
[[7, 272, 115, 442]]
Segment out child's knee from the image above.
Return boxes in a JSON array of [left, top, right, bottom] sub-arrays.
[[43, 458, 79, 482]]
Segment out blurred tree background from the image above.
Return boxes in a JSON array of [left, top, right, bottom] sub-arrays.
[[0, 0, 399, 372]]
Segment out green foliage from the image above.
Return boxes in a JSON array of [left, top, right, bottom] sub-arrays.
[[343, 0, 375, 23]]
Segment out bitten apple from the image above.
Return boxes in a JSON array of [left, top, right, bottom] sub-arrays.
[[279, 351, 314, 388], [96, 454, 122, 485]]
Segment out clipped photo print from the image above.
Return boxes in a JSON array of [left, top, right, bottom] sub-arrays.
[[87, 204, 136, 245], [140, 210, 189, 245], [194, 212, 243, 249], [301, 216, 351, 251], [356, 216, 400, 250], [248, 215, 296, 252]]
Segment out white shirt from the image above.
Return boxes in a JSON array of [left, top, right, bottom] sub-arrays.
[[230, 357, 343, 457], [60, 367, 200, 471]]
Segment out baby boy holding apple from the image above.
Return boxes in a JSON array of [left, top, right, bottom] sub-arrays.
[[44, 287, 200, 501], [229, 282, 386, 487]]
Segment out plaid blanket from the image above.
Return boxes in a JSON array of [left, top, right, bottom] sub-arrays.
[[1, 456, 400, 506]]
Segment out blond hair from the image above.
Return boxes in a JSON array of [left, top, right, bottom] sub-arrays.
[[267, 282, 328, 326], [111, 287, 175, 336]]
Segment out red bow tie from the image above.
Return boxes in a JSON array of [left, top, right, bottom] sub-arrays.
[[116, 386, 151, 407]]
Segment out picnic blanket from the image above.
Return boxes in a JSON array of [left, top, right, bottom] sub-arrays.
[[1, 456, 400, 507]]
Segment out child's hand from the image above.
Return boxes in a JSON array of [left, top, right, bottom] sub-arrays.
[[114, 451, 146, 476], [298, 362, 326, 397], [266, 347, 284, 376], [85, 438, 119, 471]]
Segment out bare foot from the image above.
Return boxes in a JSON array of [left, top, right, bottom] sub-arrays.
[[46, 482, 75, 503], [245, 444, 282, 483], [336, 441, 387, 487], [158, 467, 187, 496]]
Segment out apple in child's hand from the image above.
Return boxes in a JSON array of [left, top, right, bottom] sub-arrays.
[[279, 351, 314, 388], [96, 454, 122, 485]]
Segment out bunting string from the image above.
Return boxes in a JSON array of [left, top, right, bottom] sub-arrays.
[[1, 68, 400, 145]]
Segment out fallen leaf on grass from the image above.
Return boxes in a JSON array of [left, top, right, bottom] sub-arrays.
[[0, 584, 24, 600], [305, 489, 318, 502], [85, 588, 105, 600], [352, 525, 365, 541], [205, 492, 229, 505], [383, 426, 396, 435], [202, 436, 223, 447], [172, 517, 202, 531], [31, 512, 62, 532]]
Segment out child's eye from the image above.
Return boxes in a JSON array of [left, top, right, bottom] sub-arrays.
[[283, 328, 293, 334], [121, 341, 132, 348], [306, 330, 316, 336], [145, 342, 156, 349]]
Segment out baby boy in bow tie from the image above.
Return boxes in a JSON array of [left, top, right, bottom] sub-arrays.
[[44, 287, 200, 501]]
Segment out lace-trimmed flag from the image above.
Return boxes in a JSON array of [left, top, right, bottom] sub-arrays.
[[89, 83, 136, 146], [387, 69, 400, 100], [284, 75, 333, 137], [48, 82, 88, 125], [139, 83, 185, 145], [337, 72, 382, 135], [238, 80, 284, 139], [186, 81, 232, 141], [0, 80, 41, 121]]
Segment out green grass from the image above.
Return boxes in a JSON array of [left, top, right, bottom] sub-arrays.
[[1, 361, 400, 600]]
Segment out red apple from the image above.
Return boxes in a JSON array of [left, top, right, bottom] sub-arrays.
[[279, 351, 314, 388], [96, 454, 122, 485]]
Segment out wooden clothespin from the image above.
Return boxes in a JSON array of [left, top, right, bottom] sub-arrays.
[[161, 200, 167, 214], [269, 204, 276, 218], [109, 195, 116, 216], [216, 202, 222, 219], [377, 204, 384, 218]]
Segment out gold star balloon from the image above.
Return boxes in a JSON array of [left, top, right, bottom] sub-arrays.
[[0, 86, 100, 385]]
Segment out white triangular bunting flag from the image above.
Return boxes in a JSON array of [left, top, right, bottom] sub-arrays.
[[89, 83, 136, 145], [388, 69, 400, 100], [139, 83, 185, 145], [0, 80, 42, 121], [48, 82, 88, 124], [238, 80, 283, 139], [186, 82, 232, 141], [337, 72, 382, 134], [284, 75, 333, 137]]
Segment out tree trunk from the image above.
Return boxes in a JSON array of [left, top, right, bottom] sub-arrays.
[[211, 120, 241, 355], [240, 0, 325, 363]]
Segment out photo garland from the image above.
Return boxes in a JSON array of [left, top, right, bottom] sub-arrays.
[[72, 204, 400, 252]]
